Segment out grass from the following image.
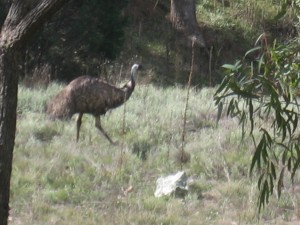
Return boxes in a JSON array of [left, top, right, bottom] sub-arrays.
[[9, 82, 300, 224], [10, 1, 300, 224]]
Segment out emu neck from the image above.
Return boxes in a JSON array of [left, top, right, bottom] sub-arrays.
[[122, 74, 135, 101], [130, 73, 136, 91]]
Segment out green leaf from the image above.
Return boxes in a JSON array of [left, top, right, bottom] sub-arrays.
[[292, 112, 298, 133], [273, 2, 288, 21], [215, 76, 230, 97], [250, 135, 264, 174], [249, 99, 254, 134], [245, 46, 261, 57], [259, 180, 269, 212], [255, 33, 266, 46], [257, 54, 265, 73], [269, 174, 274, 195], [258, 174, 265, 189], [222, 64, 238, 71], [222, 60, 242, 72], [277, 168, 285, 198], [270, 162, 276, 179], [282, 150, 288, 165], [288, 157, 292, 171]]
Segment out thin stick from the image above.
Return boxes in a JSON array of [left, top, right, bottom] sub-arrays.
[[209, 46, 213, 86], [167, 110, 173, 162], [180, 38, 195, 169], [120, 66, 127, 168], [118, 64, 123, 84], [153, 0, 160, 10], [120, 96, 126, 168]]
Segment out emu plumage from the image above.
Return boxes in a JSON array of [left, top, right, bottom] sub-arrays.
[[46, 64, 141, 144]]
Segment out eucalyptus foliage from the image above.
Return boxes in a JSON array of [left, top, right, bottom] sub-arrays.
[[214, 29, 300, 210]]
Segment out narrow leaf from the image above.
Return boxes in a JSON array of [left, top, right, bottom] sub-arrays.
[[250, 136, 264, 173], [245, 46, 261, 57], [278, 168, 285, 198], [270, 162, 276, 179], [249, 99, 254, 134]]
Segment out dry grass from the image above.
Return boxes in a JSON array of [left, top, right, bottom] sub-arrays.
[[9, 83, 300, 224]]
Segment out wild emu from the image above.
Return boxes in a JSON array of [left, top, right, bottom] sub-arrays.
[[46, 64, 142, 144]]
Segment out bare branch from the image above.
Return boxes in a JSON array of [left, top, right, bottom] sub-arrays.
[[1, 0, 69, 48]]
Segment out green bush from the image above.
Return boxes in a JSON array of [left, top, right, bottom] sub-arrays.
[[214, 27, 300, 210]]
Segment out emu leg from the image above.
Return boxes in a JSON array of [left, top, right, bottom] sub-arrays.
[[76, 113, 83, 142], [94, 116, 115, 144]]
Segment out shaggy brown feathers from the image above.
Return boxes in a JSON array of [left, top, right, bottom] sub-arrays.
[[46, 64, 141, 144]]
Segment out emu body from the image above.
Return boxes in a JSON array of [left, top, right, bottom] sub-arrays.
[[46, 64, 141, 144]]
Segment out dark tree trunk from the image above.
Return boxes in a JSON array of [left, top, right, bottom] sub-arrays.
[[0, 47, 20, 225], [0, 1, 69, 224], [170, 0, 208, 85], [170, 0, 205, 47]]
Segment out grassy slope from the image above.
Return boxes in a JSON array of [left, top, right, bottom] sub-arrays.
[[117, 0, 295, 85], [10, 83, 300, 224]]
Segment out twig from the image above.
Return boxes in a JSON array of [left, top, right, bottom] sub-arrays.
[[118, 64, 123, 84], [180, 38, 196, 169], [120, 99, 126, 167], [209, 46, 213, 86], [120, 67, 127, 168], [153, 0, 160, 10]]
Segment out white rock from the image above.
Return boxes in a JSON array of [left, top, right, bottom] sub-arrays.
[[154, 171, 188, 198]]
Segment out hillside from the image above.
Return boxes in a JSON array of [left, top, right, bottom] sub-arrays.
[[114, 0, 298, 86], [22, 0, 298, 87]]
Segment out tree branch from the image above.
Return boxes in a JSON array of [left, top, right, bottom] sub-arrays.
[[1, 0, 70, 48]]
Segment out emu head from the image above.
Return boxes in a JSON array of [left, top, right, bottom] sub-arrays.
[[131, 64, 142, 80]]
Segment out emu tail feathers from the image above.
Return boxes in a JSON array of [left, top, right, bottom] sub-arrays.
[[46, 90, 74, 120]]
